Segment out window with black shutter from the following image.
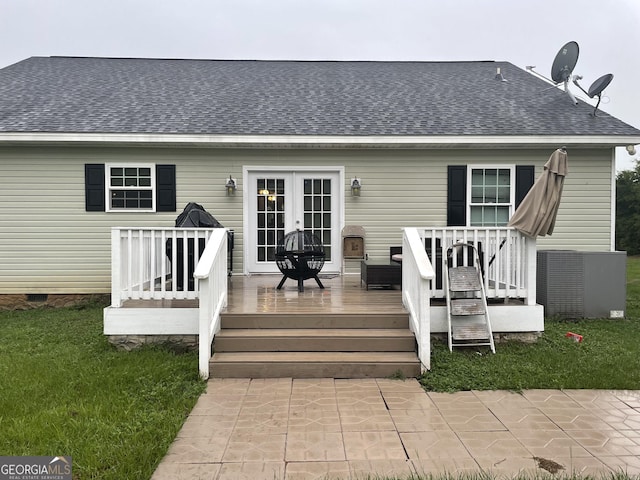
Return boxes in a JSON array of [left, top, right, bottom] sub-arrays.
[[447, 164, 534, 227], [84, 163, 176, 212]]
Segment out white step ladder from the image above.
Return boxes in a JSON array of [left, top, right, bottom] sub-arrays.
[[444, 242, 496, 353]]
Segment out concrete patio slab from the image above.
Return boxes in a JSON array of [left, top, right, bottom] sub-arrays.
[[151, 379, 640, 479]]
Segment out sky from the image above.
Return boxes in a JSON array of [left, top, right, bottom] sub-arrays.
[[1, 0, 639, 171]]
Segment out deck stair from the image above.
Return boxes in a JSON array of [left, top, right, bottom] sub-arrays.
[[209, 312, 420, 378], [445, 242, 496, 353]]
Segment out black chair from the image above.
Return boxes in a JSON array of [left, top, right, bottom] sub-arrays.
[[275, 230, 325, 292]]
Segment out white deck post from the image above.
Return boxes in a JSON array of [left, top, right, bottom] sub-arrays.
[[111, 228, 123, 308], [526, 236, 537, 306]]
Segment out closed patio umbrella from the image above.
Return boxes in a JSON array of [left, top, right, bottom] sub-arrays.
[[508, 148, 568, 237]]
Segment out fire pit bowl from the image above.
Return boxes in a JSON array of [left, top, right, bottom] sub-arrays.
[[275, 230, 325, 292]]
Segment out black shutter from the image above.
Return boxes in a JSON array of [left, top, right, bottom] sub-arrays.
[[156, 164, 176, 212], [85, 164, 105, 211], [447, 165, 467, 226], [515, 165, 535, 208]]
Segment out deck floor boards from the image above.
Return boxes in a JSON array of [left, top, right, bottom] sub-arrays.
[[121, 274, 407, 315], [225, 274, 406, 314]]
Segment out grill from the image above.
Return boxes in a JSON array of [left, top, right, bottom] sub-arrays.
[[275, 230, 325, 292], [168, 203, 234, 290]]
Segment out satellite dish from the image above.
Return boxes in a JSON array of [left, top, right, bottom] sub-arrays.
[[551, 41, 580, 84], [573, 73, 614, 116], [587, 73, 613, 98]]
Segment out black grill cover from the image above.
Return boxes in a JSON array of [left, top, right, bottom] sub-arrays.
[[175, 202, 223, 228]]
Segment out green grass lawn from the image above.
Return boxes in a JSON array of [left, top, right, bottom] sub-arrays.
[[0, 258, 639, 479], [421, 256, 640, 392], [0, 301, 206, 479]]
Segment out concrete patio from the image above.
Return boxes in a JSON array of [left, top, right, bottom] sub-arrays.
[[151, 379, 640, 480]]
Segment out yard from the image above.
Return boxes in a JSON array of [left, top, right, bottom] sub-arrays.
[[0, 257, 638, 479]]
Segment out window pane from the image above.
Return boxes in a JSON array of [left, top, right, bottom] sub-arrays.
[[484, 207, 496, 224], [323, 179, 331, 194], [497, 186, 510, 203], [111, 177, 123, 187], [125, 177, 138, 187], [470, 206, 483, 226], [304, 196, 312, 211], [323, 196, 331, 210], [485, 169, 497, 185], [139, 177, 151, 187], [471, 169, 483, 186], [498, 169, 510, 185], [497, 207, 510, 225], [304, 179, 312, 195], [471, 186, 483, 203]]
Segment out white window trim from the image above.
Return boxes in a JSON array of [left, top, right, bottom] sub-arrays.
[[466, 164, 515, 227], [105, 163, 156, 212]]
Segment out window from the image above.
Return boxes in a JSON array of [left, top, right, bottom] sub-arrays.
[[467, 166, 515, 227], [106, 164, 155, 211]]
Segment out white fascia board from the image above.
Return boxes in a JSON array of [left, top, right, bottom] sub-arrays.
[[1, 132, 640, 148]]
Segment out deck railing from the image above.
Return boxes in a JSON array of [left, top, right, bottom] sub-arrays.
[[418, 227, 537, 305], [110, 227, 216, 307], [401, 228, 435, 371], [194, 229, 229, 379]]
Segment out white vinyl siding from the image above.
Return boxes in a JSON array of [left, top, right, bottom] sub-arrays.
[[0, 146, 615, 293]]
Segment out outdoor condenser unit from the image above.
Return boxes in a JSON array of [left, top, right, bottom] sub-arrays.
[[536, 250, 626, 319]]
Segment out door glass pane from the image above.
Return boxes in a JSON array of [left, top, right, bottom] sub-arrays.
[[303, 177, 332, 261], [256, 177, 285, 263]]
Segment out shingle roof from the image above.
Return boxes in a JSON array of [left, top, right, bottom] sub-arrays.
[[1, 56, 639, 137]]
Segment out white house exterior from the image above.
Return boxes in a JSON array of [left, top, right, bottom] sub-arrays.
[[1, 57, 639, 298]]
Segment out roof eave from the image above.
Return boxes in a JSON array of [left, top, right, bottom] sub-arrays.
[[0, 132, 639, 149]]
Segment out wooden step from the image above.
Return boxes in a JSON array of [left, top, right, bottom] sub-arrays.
[[210, 352, 421, 378], [452, 323, 491, 341], [220, 312, 409, 329], [450, 298, 485, 316], [214, 328, 416, 352], [448, 266, 482, 291]]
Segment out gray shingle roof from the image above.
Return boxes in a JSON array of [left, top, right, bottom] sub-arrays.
[[1, 56, 639, 137]]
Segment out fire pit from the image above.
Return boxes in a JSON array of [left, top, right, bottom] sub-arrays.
[[275, 230, 325, 292]]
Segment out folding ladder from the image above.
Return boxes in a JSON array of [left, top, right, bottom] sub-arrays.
[[444, 242, 496, 353]]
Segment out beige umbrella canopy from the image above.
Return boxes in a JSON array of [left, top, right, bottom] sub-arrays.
[[508, 148, 568, 237]]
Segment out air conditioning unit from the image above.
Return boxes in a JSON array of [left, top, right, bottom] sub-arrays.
[[536, 250, 626, 319]]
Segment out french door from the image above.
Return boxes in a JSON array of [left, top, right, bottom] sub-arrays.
[[245, 169, 342, 273]]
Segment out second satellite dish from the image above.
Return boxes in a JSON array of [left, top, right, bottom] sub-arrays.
[[573, 73, 614, 116]]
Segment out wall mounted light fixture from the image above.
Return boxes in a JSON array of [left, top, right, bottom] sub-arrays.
[[626, 145, 637, 156], [225, 176, 237, 196], [350, 177, 362, 197]]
